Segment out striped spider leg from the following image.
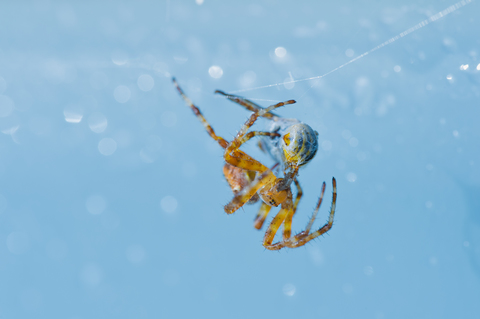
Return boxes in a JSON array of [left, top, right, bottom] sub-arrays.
[[173, 78, 337, 250], [218, 91, 337, 250], [172, 78, 278, 223]]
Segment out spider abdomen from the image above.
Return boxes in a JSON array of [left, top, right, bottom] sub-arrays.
[[261, 119, 318, 168], [281, 123, 318, 167]]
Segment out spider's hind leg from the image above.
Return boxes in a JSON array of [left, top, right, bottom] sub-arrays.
[[253, 202, 272, 230], [286, 177, 337, 248], [281, 178, 303, 241], [260, 178, 303, 249], [262, 192, 294, 251]]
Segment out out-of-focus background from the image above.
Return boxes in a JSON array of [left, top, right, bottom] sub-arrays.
[[1, 0, 479, 318]]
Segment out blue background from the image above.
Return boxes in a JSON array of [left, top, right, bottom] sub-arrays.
[[1, 1, 479, 318]]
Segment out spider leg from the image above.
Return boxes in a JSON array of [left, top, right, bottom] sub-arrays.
[[304, 181, 326, 235], [262, 192, 294, 250], [252, 163, 282, 229], [226, 99, 295, 155], [243, 131, 280, 144], [174, 77, 266, 209], [173, 77, 229, 149], [224, 165, 277, 214], [286, 177, 337, 248], [292, 179, 303, 217], [223, 163, 260, 204], [215, 90, 280, 120], [225, 131, 279, 171], [224, 99, 294, 173], [223, 101, 295, 214], [253, 202, 272, 230], [223, 137, 286, 215], [281, 178, 303, 241]]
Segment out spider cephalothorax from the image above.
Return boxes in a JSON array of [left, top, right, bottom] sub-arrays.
[[173, 78, 337, 250]]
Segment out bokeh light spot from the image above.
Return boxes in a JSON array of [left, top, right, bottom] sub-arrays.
[[126, 245, 146, 264], [208, 65, 223, 79], [88, 112, 108, 133], [346, 172, 357, 182], [114, 85, 131, 103], [275, 47, 287, 58], [239, 70, 256, 87], [364, 266, 374, 276], [86, 195, 107, 215], [282, 283, 296, 296], [63, 105, 83, 123], [161, 195, 178, 214], [349, 137, 359, 147], [140, 135, 163, 163], [342, 130, 352, 140], [56, 5, 77, 27], [98, 138, 117, 156], [111, 50, 128, 65], [357, 152, 367, 161], [342, 283, 353, 294], [308, 246, 324, 266], [137, 74, 155, 91], [81, 263, 102, 287]]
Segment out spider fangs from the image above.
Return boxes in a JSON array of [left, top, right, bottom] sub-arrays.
[[173, 78, 337, 250]]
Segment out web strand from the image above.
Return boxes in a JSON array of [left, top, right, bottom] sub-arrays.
[[229, 0, 473, 95]]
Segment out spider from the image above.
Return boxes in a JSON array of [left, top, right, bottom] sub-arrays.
[[173, 77, 337, 250]]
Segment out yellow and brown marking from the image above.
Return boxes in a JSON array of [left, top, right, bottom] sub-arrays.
[[173, 77, 338, 250]]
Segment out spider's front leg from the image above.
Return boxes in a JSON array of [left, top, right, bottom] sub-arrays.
[[223, 99, 295, 214], [223, 99, 295, 179], [215, 90, 280, 120], [225, 98, 295, 161], [173, 77, 229, 149], [174, 77, 270, 211]]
